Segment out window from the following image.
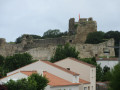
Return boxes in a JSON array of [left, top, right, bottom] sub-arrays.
[[84, 87, 87, 90], [88, 86, 90, 90], [69, 40, 72, 43]]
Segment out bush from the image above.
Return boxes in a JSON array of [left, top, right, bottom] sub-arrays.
[[51, 43, 79, 62], [85, 31, 105, 44], [4, 73, 49, 90], [4, 53, 33, 71]]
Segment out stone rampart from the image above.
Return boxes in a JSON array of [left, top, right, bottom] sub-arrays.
[[26, 38, 115, 60], [0, 17, 115, 60]]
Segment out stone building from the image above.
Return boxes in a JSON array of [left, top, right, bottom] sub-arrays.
[[0, 17, 115, 60], [69, 17, 97, 43]]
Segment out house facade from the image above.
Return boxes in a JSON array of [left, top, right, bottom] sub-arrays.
[[55, 57, 96, 90], [96, 58, 118, 69], [0, 57, 96, 90]]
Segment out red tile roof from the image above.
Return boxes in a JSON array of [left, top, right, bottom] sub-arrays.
[[0, 72, 19, 80], [20, 71, 37, 76], [0, 71, 37, 80], [54, 57, 96, 67], [40, 60, 79, 76], [79, 78, 90, 84], [7, 60, 39, 75], [43, 71, 80, 86]]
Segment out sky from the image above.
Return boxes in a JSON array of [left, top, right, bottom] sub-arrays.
[[0, 0, 120, 42]]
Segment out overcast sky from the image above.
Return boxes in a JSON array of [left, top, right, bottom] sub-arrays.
[[0, 0, 120, 42]]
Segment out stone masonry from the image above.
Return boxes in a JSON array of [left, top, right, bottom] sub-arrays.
[[0, 17, 115, 60]]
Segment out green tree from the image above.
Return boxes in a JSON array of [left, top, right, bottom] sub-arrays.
[[80, 57, 96, 66], [28, 73, 49, 90], [108, 63, 120, 90], [85, 31, 105, 44], [4, 53, 33, 71], [96, 64, 103, 81], [102, 65, 110, 81], [4, 73, 48, 90], [5, 78, 37, 90], [15, 34, 42, 44], [43, 29, 61, 38], [104, 31, 120, 57], [51, 43, 79, 62], [0, 55, 5, 66]]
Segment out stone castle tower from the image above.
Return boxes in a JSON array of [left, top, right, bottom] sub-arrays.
[[0, 17, 115, 59], [69, 17, 97, 43]]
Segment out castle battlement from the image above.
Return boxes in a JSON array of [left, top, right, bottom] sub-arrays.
[[69, 17, 97, 43], [79, 17, 93, 22]]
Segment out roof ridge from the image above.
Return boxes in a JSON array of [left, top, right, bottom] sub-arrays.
[[43, 71, 80, 86], [20, 70, 37, 72], [7, 60, 40, 75], [40, 60, 79, 75], [55, 57, 95, 67]]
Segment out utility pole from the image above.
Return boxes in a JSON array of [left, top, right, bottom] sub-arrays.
[[119, 41, 120, 63]]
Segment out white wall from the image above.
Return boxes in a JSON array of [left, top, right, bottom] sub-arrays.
[[7, 61, 75, 83], [0, 72, 27, 84], [50, 85, 80, 90], [55, 58, 96, 90], [97, 60, 118, 69]]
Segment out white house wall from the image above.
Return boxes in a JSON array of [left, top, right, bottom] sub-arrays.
[[0, 72, 27, 84], [7, 61, 74, 83], [97, 60, 118, 69], [50, 85, 80, 90], [55, 58, 96, 90], [55, 58, 90, 82]]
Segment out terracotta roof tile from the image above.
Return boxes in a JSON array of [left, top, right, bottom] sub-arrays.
[[0, 71, 37, 80], [40, 60, 79, 76], [20, 71, 37, 76], [79, 78, 90, 84], [7, 60, 39, 75], [43, 71, 80, 86], [0, 72, 19, 80], [55, 57, 96, 67]]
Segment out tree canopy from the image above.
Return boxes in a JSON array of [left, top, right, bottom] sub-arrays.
[[50, 43, 79, 62], [43, 29, 61, 38], [108, 63, 120, 90], [15, 34, 42, 44], [4, 73, 49, 90], [4, 53, 33, 71], [0, 55, 5, 66], [85, 31, 105, 44], [104, 31, 120, 57], [43, 29, 68, 38]]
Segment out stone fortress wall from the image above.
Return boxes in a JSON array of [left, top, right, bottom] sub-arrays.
[[0, 17, 115, 60]]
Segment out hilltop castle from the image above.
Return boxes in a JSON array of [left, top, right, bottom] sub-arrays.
[[0, 17, 115, 60], [68, 17, 97, 43]]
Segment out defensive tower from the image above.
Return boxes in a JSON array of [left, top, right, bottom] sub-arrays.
[[69, 17, 97, 43]]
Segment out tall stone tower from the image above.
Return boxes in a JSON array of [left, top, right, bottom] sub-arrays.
[[69, 17, 97, 43], [69, 18, 76, 35]]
